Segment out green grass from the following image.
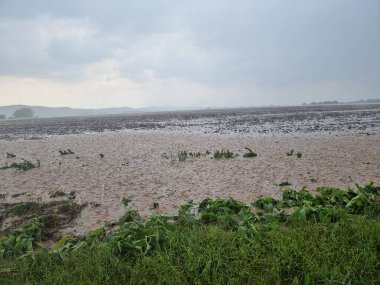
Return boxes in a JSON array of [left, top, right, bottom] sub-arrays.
[[1, 183, 379, 284]]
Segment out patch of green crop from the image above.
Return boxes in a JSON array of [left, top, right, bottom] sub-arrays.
[[253, 196, 281, 212], [0, 219, 42, 258]]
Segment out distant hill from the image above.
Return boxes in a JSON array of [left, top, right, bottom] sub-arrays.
[[0, 105, 201, 119], [0, 105, 137, 118]]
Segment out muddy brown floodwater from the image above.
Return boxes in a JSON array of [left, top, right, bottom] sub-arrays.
[[0, 104, 379, 237]]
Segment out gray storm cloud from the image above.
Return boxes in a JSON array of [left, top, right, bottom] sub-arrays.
[[0, 0, 379, 108]]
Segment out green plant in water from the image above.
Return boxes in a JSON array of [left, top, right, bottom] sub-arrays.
[[59, 149, 74, 155], [178, 150, 188, 162], [286, 149, 294, 156], [277, 181, 292, 187], [122, 197, 132, 207], [6, 152, 16, 158], [50, 190, 66, 198], [1, 159, 40, 171], [213, 149, 237, 159], [12, 203, 32, 216], [243, 147, 257, 158]]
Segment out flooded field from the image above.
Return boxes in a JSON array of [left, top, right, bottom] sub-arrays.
[[0, 104, 379, 140], [1, 104, 379, 235]]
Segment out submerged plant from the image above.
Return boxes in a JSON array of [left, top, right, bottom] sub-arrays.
[[286, 149, 294, 156], [59, 149, 74, 155], [243, 147, 257, 158], [178, 150, 188, 162], [1, 159, 40, 171], [122, 197, 132, 207], [277, 181, 292, 187], [6, 152, 16, 158], [213, 149, 237, 159], [50, 190, 66, 198]]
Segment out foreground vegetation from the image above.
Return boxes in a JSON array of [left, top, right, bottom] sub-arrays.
[[1, 183, 379, 284]]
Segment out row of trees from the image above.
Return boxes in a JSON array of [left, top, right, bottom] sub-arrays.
[[0, 108, 35, 120]]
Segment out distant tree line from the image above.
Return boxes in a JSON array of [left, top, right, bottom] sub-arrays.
[[0, 108, 35, 119]]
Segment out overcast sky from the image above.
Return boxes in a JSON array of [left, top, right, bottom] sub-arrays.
[[0, 0, 379, 108]]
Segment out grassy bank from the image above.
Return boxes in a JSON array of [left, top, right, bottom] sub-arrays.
[[1, 183, 379, 284]]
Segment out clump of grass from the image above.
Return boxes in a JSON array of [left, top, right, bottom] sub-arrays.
[[6, 152, 16, 158], [12, 202, 35, 216], [56, 200, 84, 216], [1, 159, 40, 171], [296, 151, 302, 158], [59, 149, 74, 155], [213, 149, 237, 159], [153, 202, 159, 209], [243, 147, 257, 158]]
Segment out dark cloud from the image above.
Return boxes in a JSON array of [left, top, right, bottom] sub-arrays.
[[0, 0, 379, 106]]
